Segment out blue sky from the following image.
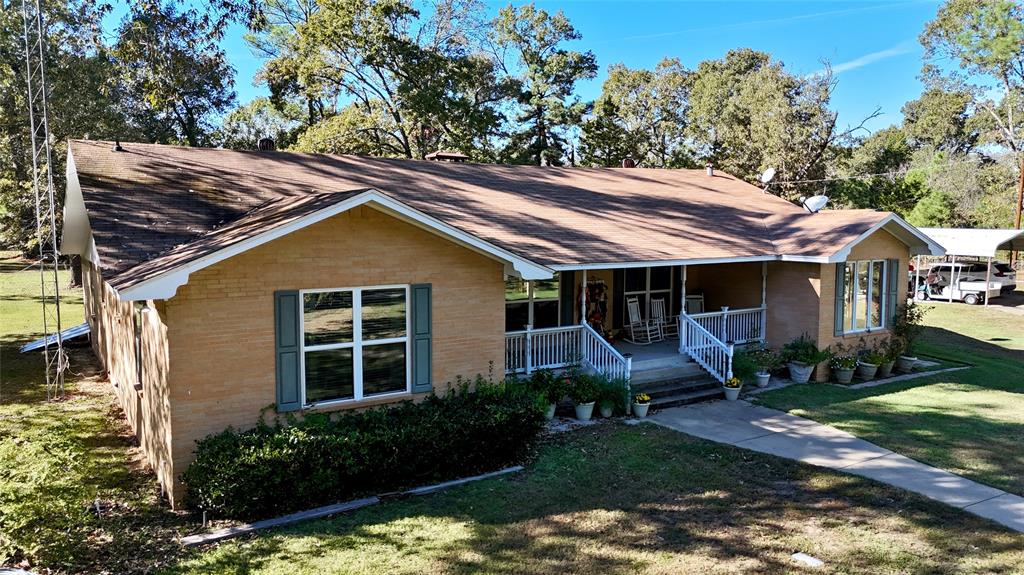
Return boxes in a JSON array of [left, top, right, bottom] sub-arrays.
[[109, 0, 942, 133]]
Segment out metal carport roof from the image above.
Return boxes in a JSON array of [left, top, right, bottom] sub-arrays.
[[917, 228, 1024, 259]]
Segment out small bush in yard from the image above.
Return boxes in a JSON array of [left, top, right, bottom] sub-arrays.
[[182, 376, 546, 520]]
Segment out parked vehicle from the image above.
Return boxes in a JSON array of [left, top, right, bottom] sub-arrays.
[[911, 262, 1016, 293], [914, 262, 1001, 305]]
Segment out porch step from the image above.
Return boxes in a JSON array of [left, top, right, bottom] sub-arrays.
[[633, 377, 719, 399], [629, 360, 704, 386], [648, 385, 724, 409]]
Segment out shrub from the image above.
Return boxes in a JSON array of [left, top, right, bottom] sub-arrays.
[[182, 376, 545, 520], [731, 348, 759, 382], [781, 334, 832, 365], [858, 338, 886, 365], [527, 368, 566, 404], [568, 372, 600, 404], [596, 375, 628, 413], [748, 347, 783, 373], [892, 302, 928, 355]]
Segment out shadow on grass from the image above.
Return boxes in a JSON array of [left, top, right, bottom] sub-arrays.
[[163, 426, 1024, 575]]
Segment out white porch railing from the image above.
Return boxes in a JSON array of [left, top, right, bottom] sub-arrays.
[[680, 313, 734, 384], [689, 305, 766, 345], [505, 324, 632, 382]]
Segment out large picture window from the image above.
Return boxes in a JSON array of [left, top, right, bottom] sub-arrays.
[[300, 286, 409, 405], [840, 260, 886, 334], [623, 266, 674, 321], [505, 277, 559, 331]]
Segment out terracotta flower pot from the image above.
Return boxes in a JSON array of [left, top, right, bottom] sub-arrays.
[[787, 362, 813, 384], [574, 402, 595, 421], [895, 355, 917, 373], [834, 367, 855, 384], [857, 361, 878, 380], [633, 403, 650, 418], [755, 371, 771, 388]]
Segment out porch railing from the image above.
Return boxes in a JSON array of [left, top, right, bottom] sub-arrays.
[[680, 313, 733, 384], [505, 324, 631, 382], [689, 305, 766, 345]]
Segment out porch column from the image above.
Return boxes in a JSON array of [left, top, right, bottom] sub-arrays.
[[679, 265, 688, 354], [580, 270, 588, 325], [760, 261, 768, 343]]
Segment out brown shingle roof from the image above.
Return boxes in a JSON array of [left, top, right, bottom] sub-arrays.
[[69, 140, 895, 289]]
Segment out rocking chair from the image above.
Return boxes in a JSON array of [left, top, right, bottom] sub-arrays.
[[651, 298, 678, 338], [625, 296, 663, 345]]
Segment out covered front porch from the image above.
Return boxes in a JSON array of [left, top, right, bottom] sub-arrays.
[[503, 261, 771, 384]]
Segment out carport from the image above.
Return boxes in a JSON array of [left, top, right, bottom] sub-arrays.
[[917, 228, 1024, 306]]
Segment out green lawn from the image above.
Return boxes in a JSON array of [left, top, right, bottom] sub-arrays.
[[755, 295, 1024, 497], [0, 252, 190, 574]]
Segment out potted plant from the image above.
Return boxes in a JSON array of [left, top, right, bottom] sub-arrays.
[[781, 334, 832, 383], [892, 302, 927, 373], [596, 374, 619, 418], [829, 342, 858, 384], [633, 392, 651, 418], [856, 339, 884, 381], [749, 347, 782, 387], [722, 377, 743, 401], [569, 373, 598, 421], [877, 336, 902, 378], [529, 369, 562, 420]]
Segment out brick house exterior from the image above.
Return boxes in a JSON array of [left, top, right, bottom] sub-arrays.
[[61, 141, 942, 505]]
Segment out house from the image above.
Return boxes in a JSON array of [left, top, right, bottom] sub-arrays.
[[60, 140, 943, 505]]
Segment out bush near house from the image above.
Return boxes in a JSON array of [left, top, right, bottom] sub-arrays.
[[182, 377, 546, 520]]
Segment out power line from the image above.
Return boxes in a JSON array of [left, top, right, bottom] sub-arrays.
[[777, 156, 997, 186]]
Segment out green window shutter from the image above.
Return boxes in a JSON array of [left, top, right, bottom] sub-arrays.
[[274, 290, 302, 412], [410, 284, 433, 394], [834, 264, 846, 337], [886, 258, 900, 327]]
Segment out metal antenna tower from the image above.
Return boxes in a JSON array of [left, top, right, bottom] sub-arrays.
[[21, 0, 67, 399]]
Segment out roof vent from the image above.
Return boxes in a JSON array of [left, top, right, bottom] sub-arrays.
[[622, 157, 636, 168], [705, 163, 714, 177], [112, 139, 123, 152], [257, 137, 276, 151], [425, 150, 469, 163]]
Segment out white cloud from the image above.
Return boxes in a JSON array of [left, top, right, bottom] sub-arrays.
[[811, 40, 918, 77]]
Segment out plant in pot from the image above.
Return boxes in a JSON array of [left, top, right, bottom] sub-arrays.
[[569, 373, 599, 421], [877, 336, 902, 378], [781, 334, 832, 383], [633, 392, 652, 418], [722, 377, 743, 401], [892, 302, 928, 373], [856, 338, 884, 381], [829, 342, 858, 384], [749, 347, 782, 387], [529, 368, 562, 420], [596, 374, 620, 418]]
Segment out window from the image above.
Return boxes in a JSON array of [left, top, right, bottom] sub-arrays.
[[300, 286, 409, 405], [623, 266, 674, 322], [505, 277, 559, 331], [840, 260, 886, 333]]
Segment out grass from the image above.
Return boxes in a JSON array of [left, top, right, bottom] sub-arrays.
[[165, 424, 1024, 575], [755, 293, 1024, 497], [0, 251, 192, 574]]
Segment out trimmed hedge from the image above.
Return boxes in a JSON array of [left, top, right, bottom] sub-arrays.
[[182, 377, 545, 520]]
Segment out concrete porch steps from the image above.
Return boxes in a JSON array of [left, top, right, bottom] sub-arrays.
[[633, 376, 724, 409]]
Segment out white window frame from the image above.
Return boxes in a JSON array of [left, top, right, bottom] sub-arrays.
[[298, 284, 411, 407], [623, 266, 675, 319], [842, 260, 887, 335], [505, 278, 560, 329]]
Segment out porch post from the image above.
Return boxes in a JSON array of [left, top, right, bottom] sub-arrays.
[[760, 261, 768, 343], [525, 323, 533, 375], [580, 270, 588, 325], [679, 265, 688, 354], [720, 306, 729, 342], [985, 256, 992, 307]]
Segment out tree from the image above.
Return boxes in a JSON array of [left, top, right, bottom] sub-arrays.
[[901, 88, 979, 153], [685, 49, 860, 197], [580, 59, 692, 168], [491, 3, 597, 165], [218, 97, 305, 149], [113, 2, 237, 146], [907, 189, 959, 227], [921, 0, 1024, 250]]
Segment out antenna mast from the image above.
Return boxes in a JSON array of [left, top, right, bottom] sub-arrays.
[[21, 0, 67, 399]]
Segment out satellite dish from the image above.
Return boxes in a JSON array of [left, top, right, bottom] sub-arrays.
[[800, 195, 829, 213], [759, 167, 776, 184]]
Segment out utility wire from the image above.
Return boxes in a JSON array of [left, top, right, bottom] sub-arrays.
[[777, 157, 997, 186]]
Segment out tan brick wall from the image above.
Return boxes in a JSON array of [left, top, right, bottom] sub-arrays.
[[164, 205, 505, 504], [82, 260, 174, 497], [764, 261, 822, 351]]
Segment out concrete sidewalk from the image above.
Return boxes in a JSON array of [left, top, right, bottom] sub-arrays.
[[649, 400, 1024, 533]]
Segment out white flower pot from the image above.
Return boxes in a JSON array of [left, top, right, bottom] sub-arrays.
[[857, 361, 878, 380], [722, 385, 742, 401], [895, 355, 917, 373], [877, 361, 895, 378], [599, 404, 614, 418], [544, 403, 556, 420], [633, 403, 650, 418], [574, 402, 595, 421], [755, 371, 771, 388], [787, 362, 813, 384], [833, 367, 855, 384]]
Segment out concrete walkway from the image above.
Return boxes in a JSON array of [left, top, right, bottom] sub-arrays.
[[650, 400, 1024, 533]]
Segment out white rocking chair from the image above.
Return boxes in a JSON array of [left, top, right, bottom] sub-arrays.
[[625, 296, 663, 345], [651, 298, 678, 338]]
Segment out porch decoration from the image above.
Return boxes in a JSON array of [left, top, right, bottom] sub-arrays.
[[633, 393, 651, 418], [856, 339, 884, 381], [584, 278, 610, 336], [892, 303, 927, 373], [722, 377, 743, 401], [781, 334, 832, 384], [829, 343, 858, 385], [569, 373, 599, 421], [625, 295, 664, 345]]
